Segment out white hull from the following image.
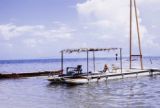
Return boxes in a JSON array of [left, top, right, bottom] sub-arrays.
[[64, 76, 107, 84], [48, 73, 108, 84], [48, 69, 160, 84]]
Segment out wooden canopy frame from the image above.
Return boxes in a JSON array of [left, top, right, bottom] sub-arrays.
[[60, 48, 123, 74]]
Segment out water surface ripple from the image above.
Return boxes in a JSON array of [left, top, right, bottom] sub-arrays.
[[0, 76, 160, 108], [0, 58, 160, 108]]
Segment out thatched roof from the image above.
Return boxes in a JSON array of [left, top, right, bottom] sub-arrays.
[[61, 48, 119, 53]]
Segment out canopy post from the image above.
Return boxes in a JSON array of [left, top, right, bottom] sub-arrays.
[[120, 48, 123, 73], [87, 50, 89, 75], [93, 51, 96, 72], [61, 51, 64, 74]]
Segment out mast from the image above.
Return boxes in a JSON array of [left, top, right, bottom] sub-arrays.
[[129, 0, 143, 70], [133, 0, 143, 70]]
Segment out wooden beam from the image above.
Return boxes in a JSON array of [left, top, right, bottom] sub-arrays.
[[129, 0, 144, 70], [133, 0, 143, 70], [130, 0, 133, 69], [0, 70, 62, 79]]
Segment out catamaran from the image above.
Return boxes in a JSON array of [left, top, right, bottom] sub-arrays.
[[48, 48, 123, 84]]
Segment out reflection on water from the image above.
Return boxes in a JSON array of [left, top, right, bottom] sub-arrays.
[[0, 76, 160, 108]]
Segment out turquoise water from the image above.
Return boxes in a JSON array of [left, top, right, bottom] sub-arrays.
[[0, 57, 160, 108]]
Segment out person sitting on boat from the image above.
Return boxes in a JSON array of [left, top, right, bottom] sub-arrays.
[[103, 64, 109, 73], [72, 65, 82, 74], [76, 65, 82, 74]]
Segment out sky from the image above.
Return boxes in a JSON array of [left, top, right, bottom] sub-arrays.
[[0, 0, 160, 60]]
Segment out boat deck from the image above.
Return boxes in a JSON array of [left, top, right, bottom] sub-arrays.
[[47, 68, 160, 84], [105, 68, 160, 80]]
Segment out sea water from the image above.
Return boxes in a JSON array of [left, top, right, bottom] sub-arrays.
[[0, 57, 160, 108]]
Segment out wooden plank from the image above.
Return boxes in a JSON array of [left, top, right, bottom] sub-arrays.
[[106, 69, 160, 78], [0, 70, 62, 79]]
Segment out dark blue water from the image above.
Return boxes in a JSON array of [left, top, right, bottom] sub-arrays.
[[0, 57, 160, 108]]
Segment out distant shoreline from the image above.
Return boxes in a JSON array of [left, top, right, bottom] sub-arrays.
[[0, 56, 159, 64]]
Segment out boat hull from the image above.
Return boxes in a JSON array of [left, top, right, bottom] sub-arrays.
[[48, 73, 108, 84]]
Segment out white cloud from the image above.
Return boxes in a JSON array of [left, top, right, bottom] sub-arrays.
[[76, 0, 160, 54], [76, 0, 148, 36], [0, 23, 74, 40], [23, 39, 42, 48], [0, 23, 74, 47], [0, 24, 44, 40]]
